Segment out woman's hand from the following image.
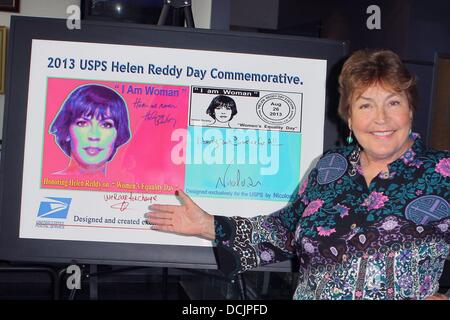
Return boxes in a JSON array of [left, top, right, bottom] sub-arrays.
[[425, 293, 448, 300], [145, 189, 215, 240]]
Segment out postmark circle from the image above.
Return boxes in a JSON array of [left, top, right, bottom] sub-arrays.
[[256, 93, 296, 125], [405, 195, 449, 225], [316, 153, 348, 185]]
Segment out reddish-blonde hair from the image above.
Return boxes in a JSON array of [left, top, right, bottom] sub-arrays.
[[338, 49, 417, 121]]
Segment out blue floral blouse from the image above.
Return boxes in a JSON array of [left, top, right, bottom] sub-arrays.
[[213, 135, 450, 300]]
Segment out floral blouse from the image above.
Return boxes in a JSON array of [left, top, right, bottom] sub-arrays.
[[213, 135, 450, 300]]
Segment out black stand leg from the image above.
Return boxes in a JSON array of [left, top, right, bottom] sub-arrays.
[[236, 273, 247, 300], [184, 5, 195, 28], [157, 3, 171, 26], [89, 264, 98, 300], [262, 271, 270, 296], [162, 267, 168, 299], [56, 267, 67, 300]]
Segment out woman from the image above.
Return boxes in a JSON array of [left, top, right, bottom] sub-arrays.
[[206, 95, 238, 127], [146, 50, 449, 300], [49, 84, 131, 175]]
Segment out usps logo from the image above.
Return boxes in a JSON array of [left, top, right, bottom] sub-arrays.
[[37, 197, 71, 219]]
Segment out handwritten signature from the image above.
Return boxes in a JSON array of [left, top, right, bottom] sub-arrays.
[[110, 201, 130, 212], [215, 165, 262, 189], [106, 193, 158, 212], [143, 110, 177, 127], [200, 136, 281, 149]]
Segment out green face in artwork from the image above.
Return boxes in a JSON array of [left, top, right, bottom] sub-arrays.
[[69, 111, 118, 169]]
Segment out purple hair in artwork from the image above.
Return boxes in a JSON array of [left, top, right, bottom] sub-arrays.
[[49, 84, 131, 161]]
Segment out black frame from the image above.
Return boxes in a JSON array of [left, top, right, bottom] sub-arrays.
[[0, 0, 19, 12], [0, 16, 346, 270]]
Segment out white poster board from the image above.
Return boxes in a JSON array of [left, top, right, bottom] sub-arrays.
[[18, 39, 326, 247]]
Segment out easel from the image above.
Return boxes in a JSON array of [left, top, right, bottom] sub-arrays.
[[157, 0, 195, 28], [31, 1, 244, 301]]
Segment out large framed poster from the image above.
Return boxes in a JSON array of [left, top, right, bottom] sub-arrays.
[[0, 16, 346, 269]]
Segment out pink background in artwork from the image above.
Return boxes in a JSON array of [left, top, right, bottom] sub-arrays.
[[41, 78, 188, 194]]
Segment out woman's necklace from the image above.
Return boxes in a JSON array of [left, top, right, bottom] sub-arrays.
[[360, 151, 391, 181]]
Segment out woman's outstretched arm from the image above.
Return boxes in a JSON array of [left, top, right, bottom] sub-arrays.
[[145, 189, 215, 240]]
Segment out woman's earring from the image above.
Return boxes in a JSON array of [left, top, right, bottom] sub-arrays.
[[65, 137, 70, 142], [346, 130, 353, 144]]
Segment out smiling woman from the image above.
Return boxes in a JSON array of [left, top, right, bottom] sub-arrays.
[[338, 50, 417, 186], [49, 84, 131, 176], [146, 49, 450, 300]]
